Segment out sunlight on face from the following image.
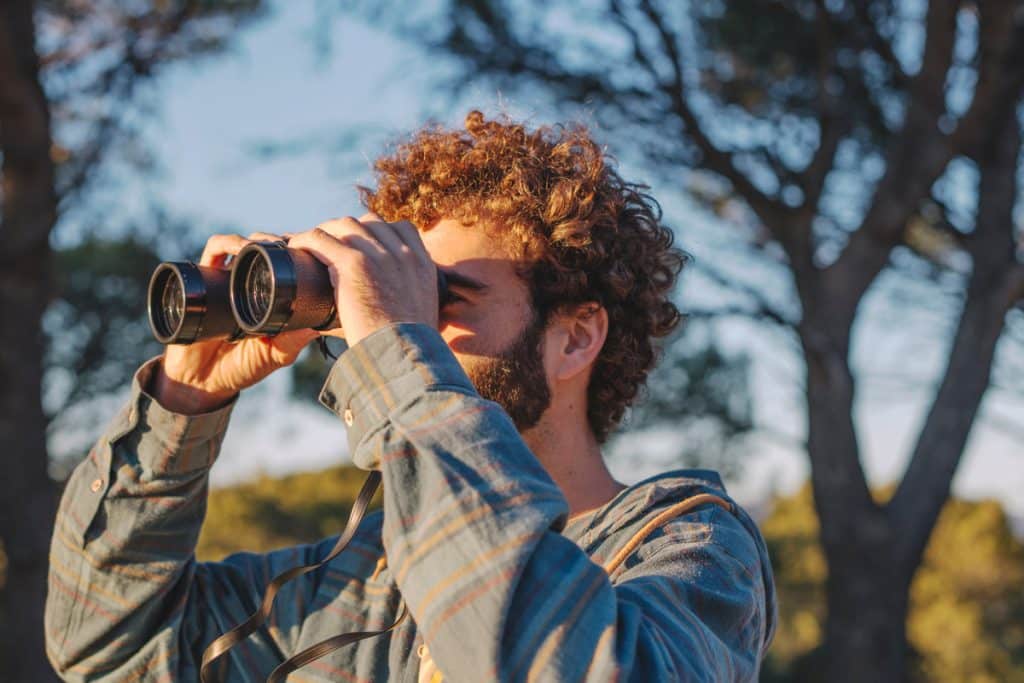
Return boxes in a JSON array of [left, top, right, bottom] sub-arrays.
[[421, 218, 534, 361]]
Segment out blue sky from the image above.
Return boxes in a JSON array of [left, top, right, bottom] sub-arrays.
[[97, 2, 1023, 517]]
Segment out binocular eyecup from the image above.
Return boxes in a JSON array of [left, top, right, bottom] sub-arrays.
[[147, 241, 448, 345]]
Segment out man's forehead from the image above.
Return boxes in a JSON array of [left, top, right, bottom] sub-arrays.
[[421, 218, 522, 284]]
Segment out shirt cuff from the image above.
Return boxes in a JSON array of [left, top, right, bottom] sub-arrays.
[[110, 356, 238, 477], [318, 323, 476, 459]]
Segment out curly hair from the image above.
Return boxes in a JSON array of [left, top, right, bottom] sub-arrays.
[[360, 110, 685, 442]]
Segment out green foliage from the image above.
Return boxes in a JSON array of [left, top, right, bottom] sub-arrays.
[[762, 485, 1024, 682], [47, 237, 164, 410], [44, 236, 166, 468], [197, 464, 377, 561]]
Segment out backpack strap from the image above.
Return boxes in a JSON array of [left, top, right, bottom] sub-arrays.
[[602, 493, 734, 577]]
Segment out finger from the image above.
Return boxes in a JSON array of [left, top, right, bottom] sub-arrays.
[[287, 229, 364, 278], [318, 328, 347, 340], [248, 231, 287, 244], [313, 217, 387, 257], [389, 220, 430, 261], [267, 328, 320, 365], [358, 216, 407, 257], [199, 234, 249, 268]]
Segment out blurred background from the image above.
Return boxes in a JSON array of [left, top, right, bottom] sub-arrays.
[[2, 1, 1023, 681]]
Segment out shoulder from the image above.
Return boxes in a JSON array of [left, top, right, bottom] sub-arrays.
[[609, 472, 760, 571], [576, 469, 777, 649]]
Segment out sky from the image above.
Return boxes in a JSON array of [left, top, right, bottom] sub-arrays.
[[97, 2, 1023, 518]]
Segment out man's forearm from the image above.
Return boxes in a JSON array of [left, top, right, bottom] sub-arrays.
[[45, 358, 237, 679]]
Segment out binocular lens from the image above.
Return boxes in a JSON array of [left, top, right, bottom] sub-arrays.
[[148, 264, 199, 344], [147, 262, 241, 344], [242, 254, 273, 325], [159, 272, 185, 336]]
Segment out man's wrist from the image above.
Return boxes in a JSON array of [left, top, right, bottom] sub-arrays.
[[150, 362, 237, 416]]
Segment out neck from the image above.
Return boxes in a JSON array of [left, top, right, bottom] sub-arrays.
[[521, 397, 624, 518]]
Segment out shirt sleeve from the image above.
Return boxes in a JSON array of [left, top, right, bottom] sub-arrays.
[[319, 323, 771, 682], [44, 358, 353, 682]]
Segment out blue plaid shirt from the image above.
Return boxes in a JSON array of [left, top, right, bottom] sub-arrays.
[[46, 323, 776, 681]]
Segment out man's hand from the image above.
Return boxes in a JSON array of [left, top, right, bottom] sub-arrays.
[[287, 213, 439, 347], [154, 232, 320, 415]]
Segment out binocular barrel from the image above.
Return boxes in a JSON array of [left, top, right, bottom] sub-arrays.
[[147, 241, 448, 344], [230, 242, 337, 336], [147, 263, 243, 345]]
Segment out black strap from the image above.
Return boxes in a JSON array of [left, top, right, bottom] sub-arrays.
[[200, 471, 389, 683], [266, 602, 408, 682]]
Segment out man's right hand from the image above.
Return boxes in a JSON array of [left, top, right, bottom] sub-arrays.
[[152, 233, 320, 415]]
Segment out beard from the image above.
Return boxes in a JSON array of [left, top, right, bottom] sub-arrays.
[[465, 314, 552, 433]]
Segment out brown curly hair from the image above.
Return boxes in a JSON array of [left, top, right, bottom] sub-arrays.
[[360, 111, 685, 442]]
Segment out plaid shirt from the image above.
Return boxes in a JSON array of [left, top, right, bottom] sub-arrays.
[[46, 323, 776, 682]]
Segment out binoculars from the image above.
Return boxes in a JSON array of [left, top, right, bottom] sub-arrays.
[[148, 241, 448, 344]]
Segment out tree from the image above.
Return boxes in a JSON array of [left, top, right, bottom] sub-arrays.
[[0, 2, 265, 679], [761, 484, 1024, 682], [351, 1, 1024, 679]]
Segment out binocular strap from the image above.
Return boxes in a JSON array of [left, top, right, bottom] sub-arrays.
[[200, 471, 399, 683]]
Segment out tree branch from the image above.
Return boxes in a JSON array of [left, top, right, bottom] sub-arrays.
[[819, 1, 965, 318], [853, 0, 908, 86], [634, 0, 804, 262], [889, 99, 1023, 574], [794, 1, 851, 221], [687, 256, 799, 330]]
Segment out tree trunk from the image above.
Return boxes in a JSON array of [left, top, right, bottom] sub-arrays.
[[0, 266, 58, 683], [0, 1, 60, 680], [822, 552, 911, 683], [799, 288, 907, 682]]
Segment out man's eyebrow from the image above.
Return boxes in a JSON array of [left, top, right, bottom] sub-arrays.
[[441, 269, 489, 292]]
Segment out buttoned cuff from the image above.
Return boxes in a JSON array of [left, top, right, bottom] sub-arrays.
[[68, 357, 237, 547], [318, 323, 476, 461], [108, 357, 238, 477]]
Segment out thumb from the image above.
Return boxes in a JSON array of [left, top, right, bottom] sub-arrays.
[[269, 329, 321, 364]]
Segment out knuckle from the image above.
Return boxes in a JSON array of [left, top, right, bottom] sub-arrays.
[[312, 220, 340, 236], [335, 233, 362, 249]]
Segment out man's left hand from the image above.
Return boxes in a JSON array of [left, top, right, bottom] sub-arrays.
[[286, 213, 439, 347]]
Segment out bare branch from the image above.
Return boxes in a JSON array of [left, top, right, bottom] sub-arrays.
[[635, 0, 803, 261], [687, 256, 799, 330], [889, 99, 1022, 572], [852, 0, 908, 85]]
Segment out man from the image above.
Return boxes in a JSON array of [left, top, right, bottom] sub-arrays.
[[46, 111, 776, 681]]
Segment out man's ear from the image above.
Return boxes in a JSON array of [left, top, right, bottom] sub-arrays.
[[548, 303, 608, 382]]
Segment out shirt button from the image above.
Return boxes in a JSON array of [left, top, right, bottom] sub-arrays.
[[343, 408, 354, 427], [90, 478, 104, 493]]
